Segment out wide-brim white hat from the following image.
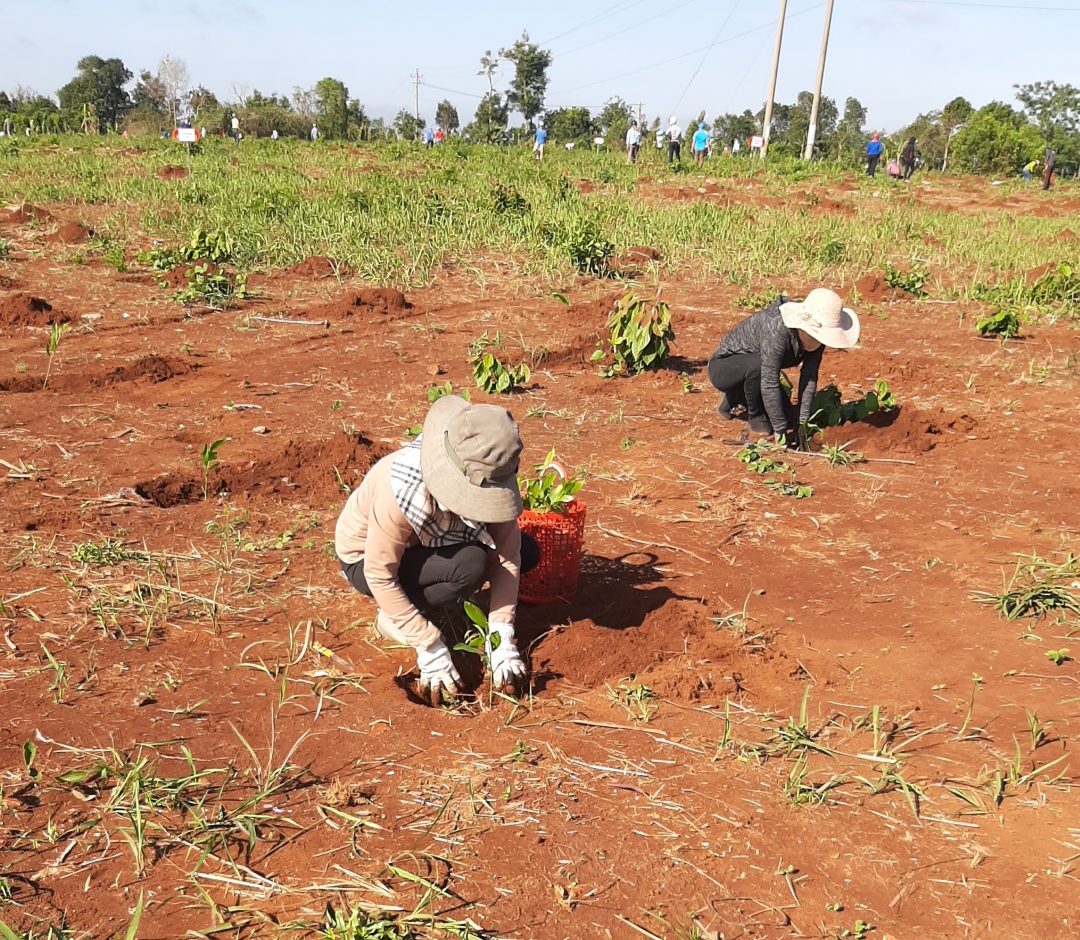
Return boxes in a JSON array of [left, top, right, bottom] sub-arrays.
[[780, 288, 860, 349]]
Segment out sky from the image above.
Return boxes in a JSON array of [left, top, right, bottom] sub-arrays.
[[2, 0, 1079, 132]]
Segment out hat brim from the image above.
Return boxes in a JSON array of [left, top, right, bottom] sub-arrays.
[[780, 301, 861, 349], [419, 397, 523, 524]]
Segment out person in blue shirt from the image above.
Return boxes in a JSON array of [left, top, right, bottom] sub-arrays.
[[866, 133, 884, 177], [424, 126, 434, 148], [533, 125, 547, 161], [692, 124, 710, 166]]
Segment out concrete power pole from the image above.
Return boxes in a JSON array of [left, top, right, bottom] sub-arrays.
[[803, 0, 837, 160], [414, 69, 421, 123], [760, 0, 789, 159]]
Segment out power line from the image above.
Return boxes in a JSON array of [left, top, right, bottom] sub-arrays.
[[875, 0, 1080, 9], [538, 0, 651, 45], [668, 0, 742, 117], [550, 1, 824, 95], [558, 0, 705, 56]]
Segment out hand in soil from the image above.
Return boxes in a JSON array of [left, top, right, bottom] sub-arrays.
[[487, 621, 527, 698], [416, 640, 462, 707]]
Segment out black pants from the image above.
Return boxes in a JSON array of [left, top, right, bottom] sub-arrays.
[[1043, 169, 1053, 191], [866, 155, 880, 177], [708, 353, 795, 433], [341, 534, 541, 610], [668, 141, 681, 163], [902, 159, 914, 181]]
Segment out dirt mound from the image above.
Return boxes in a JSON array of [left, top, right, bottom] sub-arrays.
[[844, 272, 904, 305], [50, 222, 92, 244], [532, 596, 753, 704], [5, 203, 52, 224], [823, 406, 979, 456], [616, 246, 662, 273], [303, 288, 412, 321], [548, 328, 605, 366], [1024, 262, 1057, 284], [287, 256, 349, 279], [0, 293, 70, 328], [1060, 228, 1077, 241], [159, 261, 218, 289], [100, 355, 191, 386], [569, 290, 623, 323], [135, 431, 393, 508], [157, 165, 189, 181]]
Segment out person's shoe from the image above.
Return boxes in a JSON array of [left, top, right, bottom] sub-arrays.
[[374, 609, 408, 644], [748, 416, 773, 437], [716, 392, 735, 420]]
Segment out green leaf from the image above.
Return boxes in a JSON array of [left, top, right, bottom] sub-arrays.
[[463, 601, 488, 630], [124, 891, 145, 940]]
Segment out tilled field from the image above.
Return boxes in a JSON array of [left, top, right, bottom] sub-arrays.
[[1, 166, 1079, 940]]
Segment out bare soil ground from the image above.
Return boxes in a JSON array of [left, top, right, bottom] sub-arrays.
[[1, 178, 1079, 940]]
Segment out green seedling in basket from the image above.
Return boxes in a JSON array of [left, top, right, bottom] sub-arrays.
[[520, 449, 583, 514]]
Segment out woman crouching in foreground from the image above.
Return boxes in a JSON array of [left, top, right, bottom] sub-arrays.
[[708, 288, 861, 447], [335, 396, 539, 706]]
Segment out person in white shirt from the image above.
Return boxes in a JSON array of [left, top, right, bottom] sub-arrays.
[[625, 120, 641, 164], [230, 114, 240, 144], [666, 116, 683, 164], [311, 124, 319, 142]]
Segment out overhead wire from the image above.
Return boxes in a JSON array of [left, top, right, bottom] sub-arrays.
[[557, 0, 706, 56], [549, 1, 825, 95], [537, 0, 651, 45], [667, 0, 742, 118], [875, 0, 1080, 9]]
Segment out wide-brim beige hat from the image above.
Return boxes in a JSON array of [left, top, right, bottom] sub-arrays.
[[780, 288, 860, 349], [420, 396, 523, 524]]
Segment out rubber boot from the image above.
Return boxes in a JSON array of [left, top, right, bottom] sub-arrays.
[[748, 415, 773, 437], [717, 392, 735, 420]]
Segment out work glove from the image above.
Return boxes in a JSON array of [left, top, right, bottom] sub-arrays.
[[415, 638, 462, 707], [486, 620, 527, 697]]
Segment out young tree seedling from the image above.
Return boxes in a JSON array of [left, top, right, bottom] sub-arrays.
[[200, 439, 226, 500], [42, 321, 69, 389]]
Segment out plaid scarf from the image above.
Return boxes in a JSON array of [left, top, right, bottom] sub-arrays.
[[389, 438, 495, 549]]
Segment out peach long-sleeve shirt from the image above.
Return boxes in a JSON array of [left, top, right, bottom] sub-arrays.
[[335, 452, 522, 649]]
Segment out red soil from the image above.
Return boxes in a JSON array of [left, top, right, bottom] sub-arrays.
[[302, 286, 413, 320], [49, 221, 92, 244], [286, 255, 349, 278], [157, 165, 189, 180], [0, 293, 70, 328]]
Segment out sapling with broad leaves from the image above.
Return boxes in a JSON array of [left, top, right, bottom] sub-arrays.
[[601, 290, 674, 376], [519, 449, 583, 513]]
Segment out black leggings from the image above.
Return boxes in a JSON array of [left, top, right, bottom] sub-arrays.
[[902, 159, 914, 181], [340, 534, 541, 610], [866, 154, 880, 177], [708, 352, 795, 432], [668, 140, 681, 163]]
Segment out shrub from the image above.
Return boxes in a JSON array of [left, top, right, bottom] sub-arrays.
[[566, 221, 614, 275], [602, 291, 675, 376], [808, 380, 896, 431], [976, 309, 1023, 338]]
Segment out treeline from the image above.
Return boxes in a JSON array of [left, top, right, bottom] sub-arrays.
[[2, 42, 1077, 177]]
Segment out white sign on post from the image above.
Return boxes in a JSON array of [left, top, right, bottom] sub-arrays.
[[750, 135, 764, 149], [176, 127, 199, 143]]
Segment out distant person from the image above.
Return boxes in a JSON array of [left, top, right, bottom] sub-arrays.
[[200, 126, 206, 139], [732, 137, 741, 156], [434, 127, 445, 145], [311, 123, 319, 142], [231, 114, 240, 144], [625, 120, 641, 164], [271, 128, 279, 141], [1022, 158, 1039, 182], [533, 124, 547, 161], [866, 133, 884, 177], [666, 116, 683, 164], [887, 158, 902, 179], [692, 123, 710, 166], [1043, 147, 1056, 191], [424, 126, 434, 148], [656, 126, 665, 150], [900, 136, 917, 181]]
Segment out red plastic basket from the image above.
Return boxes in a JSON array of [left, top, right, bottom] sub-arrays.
[[517, 501, 587, 604]]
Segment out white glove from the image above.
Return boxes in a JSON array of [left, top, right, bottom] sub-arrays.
[[416, 638, 461, 707], [485, 620, 527, 697]]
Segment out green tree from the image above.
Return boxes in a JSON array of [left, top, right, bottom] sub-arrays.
[[712, 110, 758, 150], [57, 56, 133, 131], [500, 31, 552, 126], [392, 109, 424, 141], [833, 97, 867, 159], [950, 102, 1043, 175], [1015, 80, 1080, 173], [785, 91, 837, 157], [435, 99, 460, 134], [545, 106, 594, 143], [599, 97, 633, 150], [464, 92, 509, 143], [315, 77, 349, 139]]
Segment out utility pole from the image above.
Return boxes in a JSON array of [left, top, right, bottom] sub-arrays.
[[803, 0, 836, 160], [635, 102, 644, 126], [414, 69, 421, 124], [760, 0, 789, 160]]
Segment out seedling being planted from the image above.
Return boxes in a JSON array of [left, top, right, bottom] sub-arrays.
[[602, 290, 674, 376], [1046, 648, 1070, 666], [821, 441, 865, 468], [976, 308, 1023, 339], [519, 449, 583, 514], [42, 321, 69, 389], [427, 381, 470, 403], [200, 438, 225, 499]]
